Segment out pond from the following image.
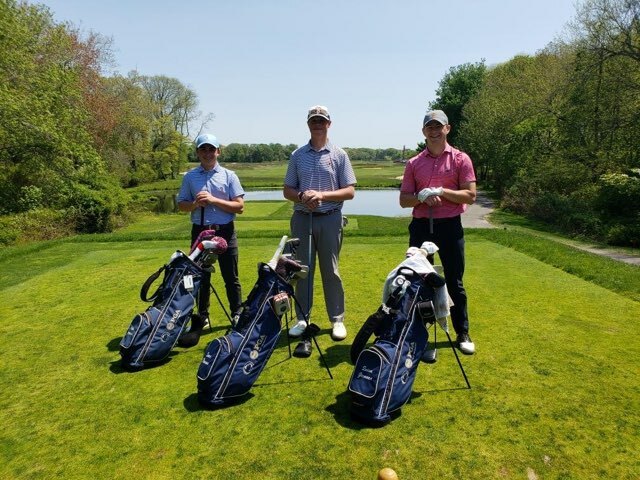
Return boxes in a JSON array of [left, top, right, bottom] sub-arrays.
[[148, 189, 410, 217]]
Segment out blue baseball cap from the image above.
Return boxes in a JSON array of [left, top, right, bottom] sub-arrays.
[[195, 133, 220, 149]]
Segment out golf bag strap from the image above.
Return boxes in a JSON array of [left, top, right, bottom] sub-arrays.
[[350, 307, 386, 364], [140, 265, 167, 302]]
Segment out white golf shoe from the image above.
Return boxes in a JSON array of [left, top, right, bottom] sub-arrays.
[[457, 333, 475, 355], [288, 320, 307, 337], [331, 321, 347, 341]]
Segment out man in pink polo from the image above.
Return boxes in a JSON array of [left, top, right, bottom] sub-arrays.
[[399, 109, 477, 356]]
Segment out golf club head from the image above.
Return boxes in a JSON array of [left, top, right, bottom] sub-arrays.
[[405, 246, 420, 257], [198, 251, 218, 269], [423, 271, 446, 288], [293, 264, 309, 279], [419, 241, 439, 255], [275, 255, 304, 279], [190, 229, 217, 253], [200, 236, 228, 255], [284, 238, 300, 256], [302, 322, 321, 338]]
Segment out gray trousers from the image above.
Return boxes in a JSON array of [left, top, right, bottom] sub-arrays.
[[290, 210, 345, 325]]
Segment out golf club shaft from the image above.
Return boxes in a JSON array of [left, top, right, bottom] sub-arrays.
[[307, 213, 313, 320], [429, 206, 434, 234]]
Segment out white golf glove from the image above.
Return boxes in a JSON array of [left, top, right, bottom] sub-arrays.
[[417, 187, 444, 202]]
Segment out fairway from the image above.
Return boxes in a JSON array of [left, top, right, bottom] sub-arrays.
[[1, 226, 639, 479]]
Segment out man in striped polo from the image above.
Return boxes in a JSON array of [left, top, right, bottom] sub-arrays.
[[283, 105, 357, 343]]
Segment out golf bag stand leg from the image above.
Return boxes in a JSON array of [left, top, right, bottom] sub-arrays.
[[442, 325, 471, 389], [284, 310, 292, 358], [291, 292, 333, 380], [209, 282, 234, 326]]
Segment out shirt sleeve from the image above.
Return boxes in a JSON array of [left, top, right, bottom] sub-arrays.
[[457, 151, 476, 185], [400, 158, 417, 193], [227, 170, 245, 199], [338, 150, 357, 187], [177, 172, 194, 202], [283, 153, 299, 188]]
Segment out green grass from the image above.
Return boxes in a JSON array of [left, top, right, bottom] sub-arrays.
[[1, 207, 639, 479]]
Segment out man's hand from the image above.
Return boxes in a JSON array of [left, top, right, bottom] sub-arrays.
[[417, 187, 444, 203], [195, 191, 215, 207], [300, 189, 323, 210]]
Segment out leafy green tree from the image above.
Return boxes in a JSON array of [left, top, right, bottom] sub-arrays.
[[133, 73, 199, 136], [429, 60, 486, 147], [0, 0, 126, 233], [0, 1, 105, 211], [459, 54, 566, 191], [97, 75, 155, 186]]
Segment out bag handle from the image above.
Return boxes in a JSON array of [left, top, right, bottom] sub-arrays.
[[140, 265, 167, 302]]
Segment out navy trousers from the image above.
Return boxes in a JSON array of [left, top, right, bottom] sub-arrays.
[[408, 215, 469, 335], [191, 222, 242, 318]]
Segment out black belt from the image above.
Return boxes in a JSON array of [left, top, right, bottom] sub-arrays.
[[297, 209, 340, 217], [197, 221, 234, 233]]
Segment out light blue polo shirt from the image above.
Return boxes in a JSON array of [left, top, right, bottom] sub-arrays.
[[177, 163, 245, 225]]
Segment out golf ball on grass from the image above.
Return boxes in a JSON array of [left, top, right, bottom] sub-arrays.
[[377, 467, 399, 480]]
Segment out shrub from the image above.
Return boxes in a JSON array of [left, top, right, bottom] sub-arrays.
[[17, 185, 44, 212], [65, 183, 130, 234], [0, 209, 75, 246]]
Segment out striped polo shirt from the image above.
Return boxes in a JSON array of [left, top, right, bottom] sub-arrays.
[[284, 140, 357, 214]]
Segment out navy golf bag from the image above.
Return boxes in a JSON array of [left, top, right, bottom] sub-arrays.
[[197, 262, 295, 407], [120, 252, 204, 371], [348, 263, 444, 426]]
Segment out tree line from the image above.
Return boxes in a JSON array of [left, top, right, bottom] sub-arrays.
[[1, 0, 637, 247], [431, 0, 639, 247]]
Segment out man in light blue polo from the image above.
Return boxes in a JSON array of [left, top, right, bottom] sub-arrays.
[[177, 133, 245, 346], [283, 105, 357, 343]]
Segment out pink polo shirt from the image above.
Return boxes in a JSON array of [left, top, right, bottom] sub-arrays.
[[401, 144, 476, 219]]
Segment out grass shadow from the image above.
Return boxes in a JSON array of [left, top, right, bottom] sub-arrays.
[[106, 337, 122, 352], [108, 355, 174, 374], [183, 392, 256, 412], [324, 391, 403, 430], [322, 344, 351, 368]]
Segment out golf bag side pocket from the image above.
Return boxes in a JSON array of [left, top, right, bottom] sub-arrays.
[[120, 252, 203, 371], [196, 332, 244, 403], [348, 341, 393, 424]]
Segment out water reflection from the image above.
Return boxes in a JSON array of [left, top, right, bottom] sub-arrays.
[[146, 189, 410, 217]]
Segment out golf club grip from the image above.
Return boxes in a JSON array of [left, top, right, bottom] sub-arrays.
[[267, 235, 288, 269]]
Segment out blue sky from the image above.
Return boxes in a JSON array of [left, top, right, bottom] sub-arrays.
[[39, 0, 577, 149]]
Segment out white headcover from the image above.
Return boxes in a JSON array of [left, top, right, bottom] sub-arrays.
[[382, 245, 453, 329]]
